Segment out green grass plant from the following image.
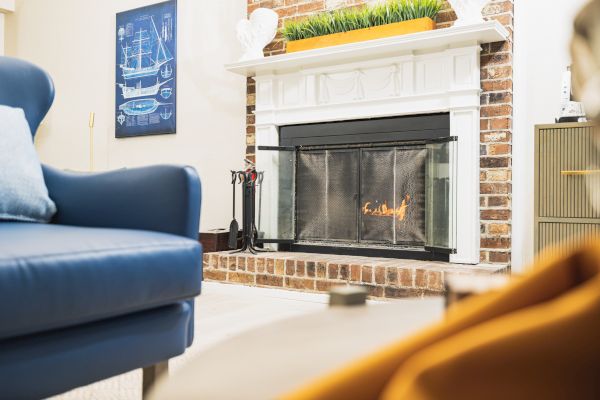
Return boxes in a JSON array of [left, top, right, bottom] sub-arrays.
[[281, 0, 443, 42]]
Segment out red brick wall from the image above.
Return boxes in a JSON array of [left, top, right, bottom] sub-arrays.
[[245, 0, 514, 265]]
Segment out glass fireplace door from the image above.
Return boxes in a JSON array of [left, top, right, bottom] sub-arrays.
[[255, 147, 296, 243], [425, 139, 457, 253], [257, 137, 457, 254]]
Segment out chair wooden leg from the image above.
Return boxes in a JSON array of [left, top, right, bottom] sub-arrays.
[[142, 360, 169, 399]]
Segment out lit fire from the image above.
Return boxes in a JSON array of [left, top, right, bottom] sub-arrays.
[[362, 195, 411, 221]]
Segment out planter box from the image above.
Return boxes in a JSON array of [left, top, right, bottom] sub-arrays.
[[286, 17, 436, 53]]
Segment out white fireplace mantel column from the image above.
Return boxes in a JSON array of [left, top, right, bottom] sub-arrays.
[[227, 21, 509, 265], [0, 0, 15, 55]]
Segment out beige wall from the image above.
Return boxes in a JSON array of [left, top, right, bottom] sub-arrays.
[[6, 0, 247, 231], [512, 0, 588, 272]]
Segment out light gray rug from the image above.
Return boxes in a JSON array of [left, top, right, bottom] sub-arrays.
[[50, 282, 329, 400]]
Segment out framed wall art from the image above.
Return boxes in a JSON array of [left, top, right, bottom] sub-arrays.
[[115, 0, 177, 138]]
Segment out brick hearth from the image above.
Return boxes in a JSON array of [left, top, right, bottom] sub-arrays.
[[203, 252, 509, 299]]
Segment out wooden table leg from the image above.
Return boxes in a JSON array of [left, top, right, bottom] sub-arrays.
[[143, 361, 169, 399]]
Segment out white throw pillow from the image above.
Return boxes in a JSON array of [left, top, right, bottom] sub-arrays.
[[0, 105, 56, 222]]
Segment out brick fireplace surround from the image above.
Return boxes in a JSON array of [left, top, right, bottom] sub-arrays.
[[204, 0, 514, 298]]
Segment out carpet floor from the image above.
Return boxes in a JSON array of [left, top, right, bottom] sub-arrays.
[[50, 282, 330, 400]]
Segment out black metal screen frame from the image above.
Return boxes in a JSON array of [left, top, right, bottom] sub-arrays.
[[257, 136, 456, 245], [257, 113, 455, 260]]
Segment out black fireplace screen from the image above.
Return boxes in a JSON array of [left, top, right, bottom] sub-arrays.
[[296, 147, 427, 246], [257, 138, 456, 252], [296, 150, 359, 242], [360, 147, 427, 245]]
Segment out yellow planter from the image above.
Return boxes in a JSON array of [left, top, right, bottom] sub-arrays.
[[286, 17, 436, 53]]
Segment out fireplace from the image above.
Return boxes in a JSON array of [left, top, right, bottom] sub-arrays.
[[257, 114, 456, 261], [227, 21, 510, 265]]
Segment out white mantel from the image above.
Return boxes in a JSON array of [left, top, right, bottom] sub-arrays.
[[226, 21, 509, 264], [0, 0, 15, 55]]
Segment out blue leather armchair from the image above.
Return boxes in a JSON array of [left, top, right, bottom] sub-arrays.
[[0, 56, 203, 399]]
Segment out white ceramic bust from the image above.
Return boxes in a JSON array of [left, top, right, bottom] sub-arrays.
[[447, 0, 489, 26], [236, 8, 279, 62]]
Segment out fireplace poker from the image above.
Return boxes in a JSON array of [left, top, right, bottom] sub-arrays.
[[227, 171, 239, 250], [256, 172, 264, 235]]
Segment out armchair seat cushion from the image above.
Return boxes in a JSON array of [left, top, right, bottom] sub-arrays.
[[0, 223, 202, 341]]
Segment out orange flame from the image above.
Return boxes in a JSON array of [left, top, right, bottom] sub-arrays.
[[362, 195, 411, 221]]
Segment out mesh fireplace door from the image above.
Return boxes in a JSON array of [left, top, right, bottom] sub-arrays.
[[296, 150, 359, 242], [259, 137, 457, 254], [360, 147, 427, 245]]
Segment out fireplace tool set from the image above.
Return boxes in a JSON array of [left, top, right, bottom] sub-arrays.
[[228, 159, 267, 254]]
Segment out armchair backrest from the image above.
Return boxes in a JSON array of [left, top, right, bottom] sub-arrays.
[[0, 56, 54, 137]]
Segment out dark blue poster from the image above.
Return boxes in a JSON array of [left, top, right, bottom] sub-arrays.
[[115, 0, 176, 138]]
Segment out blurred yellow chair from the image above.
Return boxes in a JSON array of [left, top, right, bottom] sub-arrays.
[[283, 243, 600, 400]]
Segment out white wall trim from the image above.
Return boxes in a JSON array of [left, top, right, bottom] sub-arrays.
[[0, 0, 15, 13], [0, 0, 14, 56]]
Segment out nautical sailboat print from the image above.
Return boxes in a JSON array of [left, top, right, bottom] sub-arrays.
[[120, 16, 173, 81], [117, 112, 126, 125], [160, 87, 172, 99], [160, 107, 173, 120], [116, 0, 177, 138], [119, 98, 171, 116], [161, 64, 173, 79], [118, 77, 173, 99], [161, 13, 174, 42]]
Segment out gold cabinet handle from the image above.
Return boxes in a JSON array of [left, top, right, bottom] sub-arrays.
[[561, 169, 600, 176]]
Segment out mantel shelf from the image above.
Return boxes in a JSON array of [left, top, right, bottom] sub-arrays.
[[226, 20, 509, 77]]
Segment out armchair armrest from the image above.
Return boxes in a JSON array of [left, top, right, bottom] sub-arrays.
[[42, 165, 201, 239]]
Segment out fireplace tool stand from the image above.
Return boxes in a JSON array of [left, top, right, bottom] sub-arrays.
[[230, 161, 269, 255]]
